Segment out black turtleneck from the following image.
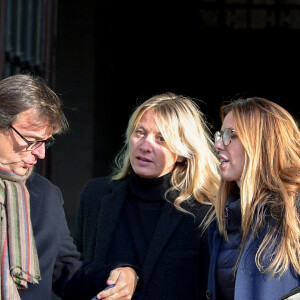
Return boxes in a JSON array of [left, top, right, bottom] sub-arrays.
[[105, 171, 172, 269]]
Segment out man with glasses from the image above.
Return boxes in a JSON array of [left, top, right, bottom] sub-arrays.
[[9, 124, 55, 150], [0, 74, 138, 300]]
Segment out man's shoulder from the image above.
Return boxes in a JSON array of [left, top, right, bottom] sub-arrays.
[[26, 172, 64, 208], [26, 171, 59, 193]]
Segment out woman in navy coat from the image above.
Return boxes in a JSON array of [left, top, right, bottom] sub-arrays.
[[73, 93, 220, 299], [207, 97, 300, 300]]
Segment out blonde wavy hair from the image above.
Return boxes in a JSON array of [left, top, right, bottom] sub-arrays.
[[215, 97, 300, 277], [111, 92, 220, 207]]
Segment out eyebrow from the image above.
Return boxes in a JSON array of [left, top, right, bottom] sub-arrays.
[[18, 129, 52, 140], [135, 124, 145, 130], [135, 125, 162, 135]]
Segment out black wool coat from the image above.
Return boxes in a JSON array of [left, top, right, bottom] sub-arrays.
[[73, 176, 210, 300], [19, 172, 114, 300]]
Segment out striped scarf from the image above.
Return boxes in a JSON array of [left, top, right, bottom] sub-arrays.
[[0, 166, 40, 300]]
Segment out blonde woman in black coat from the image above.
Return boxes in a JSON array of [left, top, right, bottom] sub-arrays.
[[73, 92, 220, 299]]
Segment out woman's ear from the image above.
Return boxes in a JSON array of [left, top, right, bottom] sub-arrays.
[[176, 156, 185, 163]]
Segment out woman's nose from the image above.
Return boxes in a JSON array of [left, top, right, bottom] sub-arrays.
[[139, 136, 153, 152], [214, 137, 225, 151]]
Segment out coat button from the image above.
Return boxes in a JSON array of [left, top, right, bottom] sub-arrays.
[[206, 290, 212, 299]]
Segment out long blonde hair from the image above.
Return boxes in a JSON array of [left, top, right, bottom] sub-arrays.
[[215, 97, 300, 277], [112, 92, 220, 207]]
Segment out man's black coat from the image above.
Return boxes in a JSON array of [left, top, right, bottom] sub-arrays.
[[19, 172, 112, 300]]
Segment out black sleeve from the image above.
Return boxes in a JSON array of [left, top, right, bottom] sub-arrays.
[[62, 262, 111, 300], [62, 262, 143, 300]]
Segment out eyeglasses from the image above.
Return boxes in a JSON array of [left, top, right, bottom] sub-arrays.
[[9, 125, 55, 150], [214, 128, 237, 146]]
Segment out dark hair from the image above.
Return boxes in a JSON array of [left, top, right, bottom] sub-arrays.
[[0, 74, 69, 134]]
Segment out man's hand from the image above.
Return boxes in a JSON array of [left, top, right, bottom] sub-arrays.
[[95, 267, 138, 299]]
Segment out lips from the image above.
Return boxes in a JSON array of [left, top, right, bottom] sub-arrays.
[[25, 164, 34, 168], [218, 155, 228, 163], [137, 156, 152, 163], [218, 155, 229, 169], [219, 158, 228, 163], [23, 161, 36, 168]]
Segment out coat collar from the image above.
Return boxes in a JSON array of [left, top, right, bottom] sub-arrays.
[[94, 178, 128, 264]]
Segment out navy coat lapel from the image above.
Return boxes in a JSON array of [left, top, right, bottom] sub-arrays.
[[143, 200, 184, 283], [94, 179, 128, 264]]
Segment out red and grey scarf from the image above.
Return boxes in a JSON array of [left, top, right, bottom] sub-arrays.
[[0, 166, 40, 300]]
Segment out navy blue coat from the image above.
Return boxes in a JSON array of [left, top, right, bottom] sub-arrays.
[[19, 172, 112, 300], [73, 176, 210, 300], [207, 220, 300, 300]]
